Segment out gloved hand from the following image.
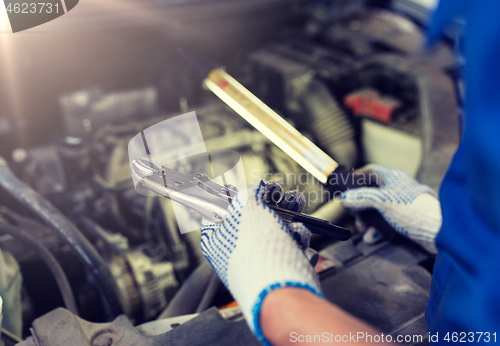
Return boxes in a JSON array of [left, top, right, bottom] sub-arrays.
[[201, 181, 322, 345], [340, 164, 442, 254]]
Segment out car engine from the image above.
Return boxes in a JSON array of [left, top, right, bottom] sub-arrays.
[[0, 1, 461, 345]]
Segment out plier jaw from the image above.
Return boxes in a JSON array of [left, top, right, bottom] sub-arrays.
[[131, 158, 233, 222]]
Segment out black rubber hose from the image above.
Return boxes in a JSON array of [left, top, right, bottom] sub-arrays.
[[0, 222, 79, 316], [0, 157, 124, 317], [156, 261, 214, 320]]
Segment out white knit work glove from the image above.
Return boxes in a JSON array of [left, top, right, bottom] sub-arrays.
[[340, 164, 442, 254], [201, 181, 322, 345]]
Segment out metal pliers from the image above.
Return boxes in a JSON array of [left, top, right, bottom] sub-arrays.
[[131, 158, 351, 240]]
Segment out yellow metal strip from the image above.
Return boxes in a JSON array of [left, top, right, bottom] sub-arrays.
[[204, 68, 337, 183]]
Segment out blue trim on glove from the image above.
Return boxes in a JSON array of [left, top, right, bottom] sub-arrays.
[[252, 282, 324, 346]]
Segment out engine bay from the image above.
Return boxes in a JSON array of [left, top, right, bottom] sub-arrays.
[[0, 1, 461, 345]]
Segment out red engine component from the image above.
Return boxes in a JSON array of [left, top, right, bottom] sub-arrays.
[[344, 88, 401, 123]]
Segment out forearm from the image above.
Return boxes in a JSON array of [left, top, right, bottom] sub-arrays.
[[261, 287, 391, 346]]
